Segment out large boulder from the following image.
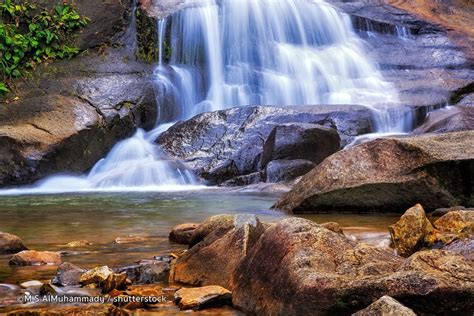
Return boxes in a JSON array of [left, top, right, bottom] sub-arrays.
[[0, 0, 157, 187], [157, 105, 374, 185], [170, 215, 266, 289], [0, 232, 27, 254], [275, 131, 474, 213], [232, 218, 474, 315]]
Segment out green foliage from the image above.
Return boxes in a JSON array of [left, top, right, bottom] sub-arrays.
[[0, 0, 89, 96]]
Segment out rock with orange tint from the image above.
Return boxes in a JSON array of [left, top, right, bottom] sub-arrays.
[[9, 250, 61, 266], [174, 285, 232, 310], [0, 232, 27, 254]]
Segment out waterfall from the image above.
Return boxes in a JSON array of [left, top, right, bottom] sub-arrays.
[[5, 0, 410, 194]]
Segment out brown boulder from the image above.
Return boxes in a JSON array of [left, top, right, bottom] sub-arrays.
[[434, 210, 474, 236], [413, 106, 474, 134], [274, 131, 474, 213], [188, 214, 235, 247], [171, 215, 266, 289], [389, 204, 437, 257], [352, 296, 416, 316], [9, 251, 61, 266], [0, 232, 27, 254], [169, 223, 199, 245], [232, 218, 474, 315], [174, 285, 232, 310]]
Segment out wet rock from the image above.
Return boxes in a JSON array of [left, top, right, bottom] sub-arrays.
[[414, 106, 474, 134], [433, 210, 474, 236], [441, 238, 474, 261], [189, 214, 235, 247], [19, 280, 43, 289], [389, 204, 437, 257], [80, 266, 113, 285], [174, 285, 232, 310], [321, 222, 344, 235], [64, 240, 92, 248], [0, 232, 28, 254], [114, 235, 148, 244], [54, 262, 86, 286], [157, 105, 373, 185], [169, 223, 199, 245], [0, 284, 22, 308], [275, 131, 474, 213], [232, 218, 474, 315], [171, 215, 266, 289], [116, 261, 170, 284], [102, 272, 128, 294], [39, 283, 61, 295], [9, 251, 61, 266], [353, 296, 416, 316], [265, 159, 314, 183]]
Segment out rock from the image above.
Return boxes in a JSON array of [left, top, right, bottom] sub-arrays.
[[275, 131, 474, 213], [54, 262, 86, 286], [442, 238, 474, 261], [0, 232, 28, 254], [232, 218, 474, 315], [115, 261, 170, 284], [9, 251, 61, 266], [414, 106, 474, 134], [434, 210, 474, 236], [171, 215, 266, 289], [19, 280, 43, 289], [39, 283, 61, 295], [64, 240, 92, 248], [174, 286, 232, 310], [352, 295, 416, 316], [261, 123, 340, 167], [428, 206, 470, 221], [189, 214, 235, 247], [265, 159, 315, 183], [114, 235, 148, 244], [157, 105, 374, 185], [321, 222, 344, 235], [102, 272, 128, 294], [80, 266, 113, 285], [0, 0, 157, 187], [389, 204, 437, 257], [0, 284, 22, 308], [169, 223, 199, 245]]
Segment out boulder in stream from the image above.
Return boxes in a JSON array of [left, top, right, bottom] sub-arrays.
[[9, 251, 61, 266], [0, 232, 27, 254]]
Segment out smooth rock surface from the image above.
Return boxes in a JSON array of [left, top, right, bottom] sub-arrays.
[[0, 232, 28, 254], [275, 131, 474, 213], [174, 285, 232, 310], [169, 223, 199, 245], [9, 251, 61, 266]]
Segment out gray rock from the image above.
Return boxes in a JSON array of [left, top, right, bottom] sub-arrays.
[[265, 159, 315, 183], [352, 296, 416, 316]]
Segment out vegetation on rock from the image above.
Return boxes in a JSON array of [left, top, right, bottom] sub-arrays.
[[0, 0, 88, 95]]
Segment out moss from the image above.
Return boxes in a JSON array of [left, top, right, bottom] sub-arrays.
[[136, 8, 158, 63]]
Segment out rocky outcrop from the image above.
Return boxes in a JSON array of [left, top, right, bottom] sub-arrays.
[[174, 286, 232, 310], [352, 296, 416, 316], [170, 215, 266, 289], [0, 232, 27, 254], [275, 131, 474, 213], [389, 204, 437, 257], [0, 0, 157, 187], [158, 105, 375, 185], [232, 218, 474, 315], [9, 251, 61, 266]]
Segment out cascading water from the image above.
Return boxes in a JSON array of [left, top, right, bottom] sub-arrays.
[[2, 0, 410, 194]]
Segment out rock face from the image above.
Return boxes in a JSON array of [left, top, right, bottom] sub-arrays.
[[414, 106, 474, 134], [0, 0, 157, 187], [232, 218, 474, 315], [275, 131, 474, 213], [389, 204, 437, 257], [157, 105, 375, 185], [174, 286, 232, 310], [170, 215, 266, 289], [352, 296, 416, 316], [9, 251, 61, 266], [0, 232, 27, 254]]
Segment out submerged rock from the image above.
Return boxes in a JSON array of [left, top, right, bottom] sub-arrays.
[[174, 286, 232, 310], [169, 223, 200, 245], [0, 232, 28, 254], [275, 131, 474, 213], [389, 204, 437, 257], [157, 105, 372, 185], [232, 218, 474, 315], [171, 215, 266, 289], [9, 251, 61, 266], [352, 296, 416, 316]]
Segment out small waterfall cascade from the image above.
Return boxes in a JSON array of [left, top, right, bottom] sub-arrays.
[[3, 0, 411, 194]]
